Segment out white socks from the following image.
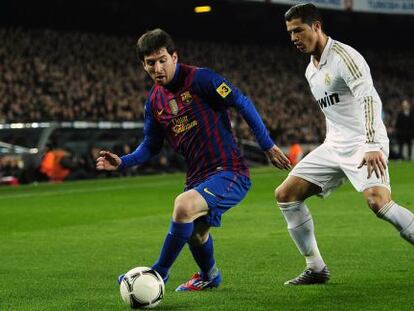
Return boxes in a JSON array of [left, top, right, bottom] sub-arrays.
[[278, 200, 413, 274], [278, 201, 326, 272], [377, 201, 414, 245]]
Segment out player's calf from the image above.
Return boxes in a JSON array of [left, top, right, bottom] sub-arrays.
[[377, 200, 414, 245]]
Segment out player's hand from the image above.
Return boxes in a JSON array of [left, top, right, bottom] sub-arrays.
[[96, 150, 122, 171], [264, 145, 291, 170], [357, 151, 387, 179]]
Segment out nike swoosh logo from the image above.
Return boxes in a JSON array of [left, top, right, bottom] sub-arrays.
[[157, 109, 164, 116], [203, 187, 216, 197]]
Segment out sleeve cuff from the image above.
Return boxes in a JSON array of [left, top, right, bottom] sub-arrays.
[[117, 158, 126, 171], [260, 137, 276, 151], [364, 143, 382, 152]]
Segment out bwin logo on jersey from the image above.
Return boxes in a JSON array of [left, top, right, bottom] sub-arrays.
[[317, 92, 339, 109]]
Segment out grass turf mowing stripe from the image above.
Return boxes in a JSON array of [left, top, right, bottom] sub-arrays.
[[0, 163, 413, 310]]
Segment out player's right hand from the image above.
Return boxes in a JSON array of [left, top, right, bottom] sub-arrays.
[[96, 150, 122, 171], [357, 151, 387, 179], [265, 145, 291, 170]]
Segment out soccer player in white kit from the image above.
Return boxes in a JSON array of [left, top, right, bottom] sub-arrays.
[[277, 3, 414, 285]]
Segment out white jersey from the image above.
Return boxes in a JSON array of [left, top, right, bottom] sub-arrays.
[[305, 37, 389, 153]]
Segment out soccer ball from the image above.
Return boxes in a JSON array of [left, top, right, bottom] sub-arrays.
[[119, 266, 165, 309]]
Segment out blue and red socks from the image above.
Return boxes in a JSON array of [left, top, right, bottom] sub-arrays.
[[189, 234, 218, 280], [152, 221, 194, 280]]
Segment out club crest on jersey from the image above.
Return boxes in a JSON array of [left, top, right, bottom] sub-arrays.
[[324, 73, 331, 86], [180, 91, 192, 104], [168, 99, 179, 115], [216, 82, 232, 98]]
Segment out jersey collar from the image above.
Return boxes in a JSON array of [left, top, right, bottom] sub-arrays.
[[164, 63, 181, 91], [311, 36, 333, 69]]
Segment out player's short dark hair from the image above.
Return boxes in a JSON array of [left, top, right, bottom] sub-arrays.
[[284, 3, 323, 26], [136, 28, 177, 61]]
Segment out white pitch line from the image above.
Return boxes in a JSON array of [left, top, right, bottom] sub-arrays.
[[0, 180, 179, 200]]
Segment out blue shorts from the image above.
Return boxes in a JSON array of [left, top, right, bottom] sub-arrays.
[[187, 171, 251, 227]]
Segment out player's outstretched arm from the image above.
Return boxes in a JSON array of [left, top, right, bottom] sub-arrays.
[[96, 150, 122, 171], [265, 145, 291, 170]]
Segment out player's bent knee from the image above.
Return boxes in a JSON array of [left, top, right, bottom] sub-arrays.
[[366, 196, 384, 214], [364, 188, 391, 214], [275, 185, 292, 204], [274, 187, 279, 200], [173, 191, 209, 222], [173, 196, 194, 222], [368, 201, 383, 214], [173, 205, 193, 222]]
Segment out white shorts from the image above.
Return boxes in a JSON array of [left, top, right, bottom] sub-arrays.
[[289, 143, 391, 197]]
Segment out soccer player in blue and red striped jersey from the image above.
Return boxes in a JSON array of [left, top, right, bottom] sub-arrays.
[[96, 29, 291, 291]]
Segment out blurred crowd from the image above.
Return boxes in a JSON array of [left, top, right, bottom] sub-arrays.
[[1, 28, 414, 145], [0, 28, 414, 184], [0, 28, 149, 124]]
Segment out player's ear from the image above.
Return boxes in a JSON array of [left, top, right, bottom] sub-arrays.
[[313, 21, 322, 33], [141, 60, 147, 71], [172, 52, 178, 64]]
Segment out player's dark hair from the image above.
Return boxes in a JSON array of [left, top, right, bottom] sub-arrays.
[[136, 28, 176, 61], [284, 3, 323, 26]]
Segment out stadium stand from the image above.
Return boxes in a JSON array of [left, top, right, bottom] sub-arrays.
[[1, 28, 413, 146], [1, 1, 413, 183]]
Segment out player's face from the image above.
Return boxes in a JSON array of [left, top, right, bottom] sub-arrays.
[[143, 48, 178, 86], [286, 18, 319, 54]]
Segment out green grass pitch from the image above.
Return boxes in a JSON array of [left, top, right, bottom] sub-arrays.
[[0, 162, 413, 310]]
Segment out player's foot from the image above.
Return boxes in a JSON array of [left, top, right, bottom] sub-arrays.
[[284, 266, 330, 285], [175, 271, 222, 291]]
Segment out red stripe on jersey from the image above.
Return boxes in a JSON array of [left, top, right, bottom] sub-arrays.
[[150, 87, 159, 112], [211, 114, 227, 170], [185, 66, 197, 89], [192, 93, 215, 181], [227, 111, 239, 172]]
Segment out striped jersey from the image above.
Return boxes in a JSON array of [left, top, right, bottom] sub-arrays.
[[119, 63, 274, 187], [305, 37, 388, 153]]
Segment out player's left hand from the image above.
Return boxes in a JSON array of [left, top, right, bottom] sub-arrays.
[[357, 151, 387, 179], [265, 145, 291, 170]]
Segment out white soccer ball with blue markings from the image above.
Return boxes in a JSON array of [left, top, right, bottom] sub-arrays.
[[119, 266, 165, 309]]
